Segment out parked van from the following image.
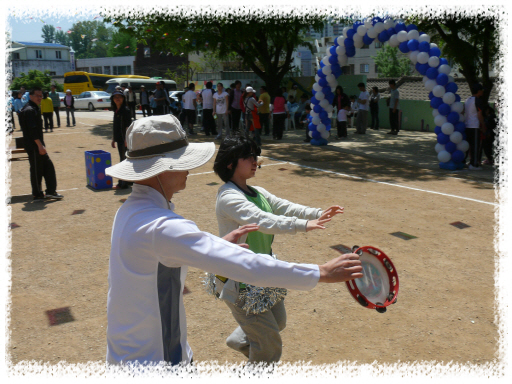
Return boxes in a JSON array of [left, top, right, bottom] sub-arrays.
[[105, 78, 177, 94]]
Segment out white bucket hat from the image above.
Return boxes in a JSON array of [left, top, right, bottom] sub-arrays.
[[106, 115, 215, 181], [245, 86, 256, 94]]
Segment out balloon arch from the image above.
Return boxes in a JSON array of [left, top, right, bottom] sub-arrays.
[[308, 17, 469, 171]]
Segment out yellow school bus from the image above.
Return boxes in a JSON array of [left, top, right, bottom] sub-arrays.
[[63, 72, 150, 95]]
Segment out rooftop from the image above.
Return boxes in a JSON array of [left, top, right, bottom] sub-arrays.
[[13, 41, 70, 49]]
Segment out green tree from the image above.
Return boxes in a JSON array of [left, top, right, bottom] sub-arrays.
[[104, 10, 324, 96], [372, 45, 412, 78], [107, 29, 137, 57], [68, 21, 113, 59], [410, 12, 498, 104], [41, 25, 56, 43], [55, 29, 71, 47], [10, 69, 62, 91]]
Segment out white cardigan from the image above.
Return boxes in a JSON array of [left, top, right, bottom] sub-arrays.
[[216, 181, 323, 242]]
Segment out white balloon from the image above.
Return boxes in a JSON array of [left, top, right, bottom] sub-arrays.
[[337, 36, 345, 46], [315, 91, 325, 101], [353, 33, 363, 43], [338, 54, 348, 66], [432, 108, 440, 118], [438, 64, 451, 75], [430, 43, 438, 49], [433, 85, 446, 98], [441, 122, 455, 135], [367, 27, 378, 39], [434, 114, 447, 126], [313, 83, 322, 92], [308, 130, 314, 138], [428, 56, 440, 68], [354, 39, 364, 48], [459, 113, 465, 122], [435, 143, 445, 153], [330, 87, 336, 93], [374, 22, 386, 33], [437, 150, 451, 163], [310, 110, 319, 117], [384, 19, 394, 29], [315, 74, 320, 82], [310, 103, 315, 109], [325, 105, 334, 113], [451, 101, 464, 114], [327, 112, 333, 118], [418, 34, 431, 43], [319, 99, 330, 108], [320, 130, 330, 139], [322, 56, 330, 65], [422, 75, 428, 83], [450, 131, 463, 144], [417, 52, 430, 64], [456, 140, 469, 152], [326, 74, 335, 83], [343, 27, 350, 38], [364, 19, 373, 29], [389, 34, 399, 47], [442, 92, 456, 105], [322, 65, 332, 75], [317, 123, 326, 133], [325, 45, 332, 54], [397, 30, 408, 42], [312, 116, 321, 125], [407, 30, 420, 40], [336, 45, 346, 56], [357, 25, 367, 36], [409, 50, 419, 64], [425, 79, 437, 91]]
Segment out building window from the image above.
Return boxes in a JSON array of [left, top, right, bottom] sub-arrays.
[[341, 65, 354, 75], [56, 51, 62, 59], [12, 52, 20, 60], [375, 64, 379, 74], [360, 64, 369, 73], [35, 50, 42, 59], [144, 47, 151, 58], [375, 42, 383, 49], [362, 44, 369, 49], [49, 71, 56, 76], [91, 66, 102, 74], [104, 66, 111, 75], [113, 65, 131, 75]]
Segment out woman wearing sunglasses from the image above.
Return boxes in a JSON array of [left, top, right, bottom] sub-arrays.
[[208, 135, 344, 365]]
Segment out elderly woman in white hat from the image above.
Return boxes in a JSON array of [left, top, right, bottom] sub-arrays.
[[104, 115, 362, 367], [243, 86, 264, 146]]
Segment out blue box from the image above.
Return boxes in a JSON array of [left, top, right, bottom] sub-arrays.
[[85, 150, 113, 189]]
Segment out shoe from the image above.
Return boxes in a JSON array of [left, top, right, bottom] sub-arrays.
[[469, 165, 483, 171], [303, 139, 310, 142], [58, 125, 61, 128], [392, 132, 398, 135], [45, 192, 63, 199], [50, 130, 53, 132], [33, 195, 45, 201], [66, 125, 70, 127], [482, 159, 493, 165]]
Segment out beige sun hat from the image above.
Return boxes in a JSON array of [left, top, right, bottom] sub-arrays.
[[105, 114, 215, 181]]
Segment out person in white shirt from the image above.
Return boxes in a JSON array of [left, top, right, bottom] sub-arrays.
[[199, 81, 216, 136], [213, 82, 231, 140], [104, 115, 363, 367], [464, 83, 486, 170], [336, 104, 350, 139], [355, 83, 369, 134], [182, 83, 198, 136]]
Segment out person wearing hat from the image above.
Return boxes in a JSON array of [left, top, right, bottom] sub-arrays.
[[111, 90, 132, 189], [243, 86, 264, 146], [104, 115, 363, 365], [139, 85, 152, 118], [63, 89, 75, 127]]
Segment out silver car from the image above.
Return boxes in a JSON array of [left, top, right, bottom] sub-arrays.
[[73, 91, 111, 111]]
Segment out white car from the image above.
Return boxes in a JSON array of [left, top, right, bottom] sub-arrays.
[[73, 91, 111, 111]]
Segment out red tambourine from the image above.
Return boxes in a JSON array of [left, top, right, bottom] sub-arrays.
[[345, 245, 399, 313]]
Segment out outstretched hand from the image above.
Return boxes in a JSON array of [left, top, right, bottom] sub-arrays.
[[319, 205, 344, 221], [222, 224, 260, 248], [306, 206, 344, 232], [318, 251, 363, 283]]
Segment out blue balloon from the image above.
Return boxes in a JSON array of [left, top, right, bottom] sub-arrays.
[[452, 150, 465, 163], [436, 73, 449, 86], [321, 86, 331, 94], [331, 63, 341, 72], [308, 116, 312, 122], [430, 97, 443, 109], [363, 35, 374, 45], [417, 63, 429, 75], [329, 45, 337, 55], [428, 91, 434, 100], [353, 21, 363, 30], [332, 69, 342, 77], [447, 112, 460, 124], [312, 131, 322, 140], [429, 47, 441, 57], [347, 29, 356, 39], [399, 41, 410, 53], [406, 24, 418, 31], [310, 138, 328, 146], [328, 55, 338, 65], [455, 94, 461, 102], [334, 38, 340, 47], [418, 41, 430, 52], [321, 118, 331, 125], [345, 46, 356, 57], [445, 141, 457, 153], [372, 17, 383, 25], [319, 111, 328, 119], [407, 39, 419, 51], [445, 82, 458, 93], [326, 94, 334, 104], [319, 77, 328, 88], [462, 133, 467, 141], [395, 22, 406, 32], [439, 58, 449, 66], [378, 30, 390, 42], [313, 104, 322, 113], [426, 67, 438, 80], [434, 126, 442, 135], [438, 103, 451, 116], [311, 90, 317, 96], [344, 38, 354, 48], [308, 123, 316, 131], [311, 97, 320, 106], [317, 68, 326, 77], [319, 61, 325, 68], [387, 27, 396, 36], [437, 132, 450, 144], [325, 124, 331, 131], [455, 122, 466, 132]]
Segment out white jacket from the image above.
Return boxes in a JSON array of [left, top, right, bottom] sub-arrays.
[[216, 181, 323, 241]]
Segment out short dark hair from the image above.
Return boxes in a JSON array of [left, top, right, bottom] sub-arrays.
[[213, 135, 261, 183], [300, 94, 308, 100], [372, 86, 379, 92], [471, 83, 483, 94], [260, 85, 267, 92], [357, 82, 365, 88], [389, 80, 396, 85], [206, 81, 213, 89], [217, 82, 224, 87], [234, 80, 241, 86], [305, 104, 312, 111], [335, 85, 344, 94], [29, 87, 42, 95]]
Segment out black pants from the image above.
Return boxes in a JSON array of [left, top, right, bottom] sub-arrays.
[[370, 105, 379, 129], [389, 109, 399, 132], [272, 114, 286, 139], [202, 108, 216, 135], [128, 101, 136, 120], [153, 105, 164, 115], [116, 141, 129, 188], [231, 108, 242, 133], [337, 121, 347, 138], [481, 130, 495, 164], [259, 113, 270, 135], [465, 128, 482, 167], [53, 109, 61, 127], [43, 112, 54, 131], [141, 104, 152, 118], [27, 147, 57, 197]]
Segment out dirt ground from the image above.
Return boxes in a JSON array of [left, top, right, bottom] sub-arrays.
[[6, 111, 497, 368]]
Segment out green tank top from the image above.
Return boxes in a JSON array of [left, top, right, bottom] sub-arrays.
[[245, 189, 274, 255]]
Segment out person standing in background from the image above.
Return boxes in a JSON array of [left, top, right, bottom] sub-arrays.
[[200, 82, 216, 137], [139, 85, 152, 118], [63, 89, 76, 127], [355, 83, 369, 134], [49, 85, 61, 128], [271, 88, 288, 140], [126, 86, 137, 121], [388, 80, 400, 135], [111, 90, 132, 189], [182, 83, 197, 136], [229, 80, 243, 133], [369, 87, 380, 130], [258, 86, 271, 136], [213, 82, 230, 140], [40, 91, 54, 133]]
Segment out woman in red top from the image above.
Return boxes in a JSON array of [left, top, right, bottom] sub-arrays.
[[271, 88, 288, 140]]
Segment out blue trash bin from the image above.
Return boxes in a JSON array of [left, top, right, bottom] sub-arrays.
[[85, 150, 113, 189]]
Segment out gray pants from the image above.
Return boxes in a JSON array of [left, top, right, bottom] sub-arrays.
[[216, 113, 230, 138], [356, 109, 368, 133], [224, 299, 286, 364]]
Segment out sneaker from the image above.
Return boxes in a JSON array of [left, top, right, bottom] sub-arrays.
[[33, 195, 46, 201], [469, 165, 483, 171], [46, 192, 64, 199]]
